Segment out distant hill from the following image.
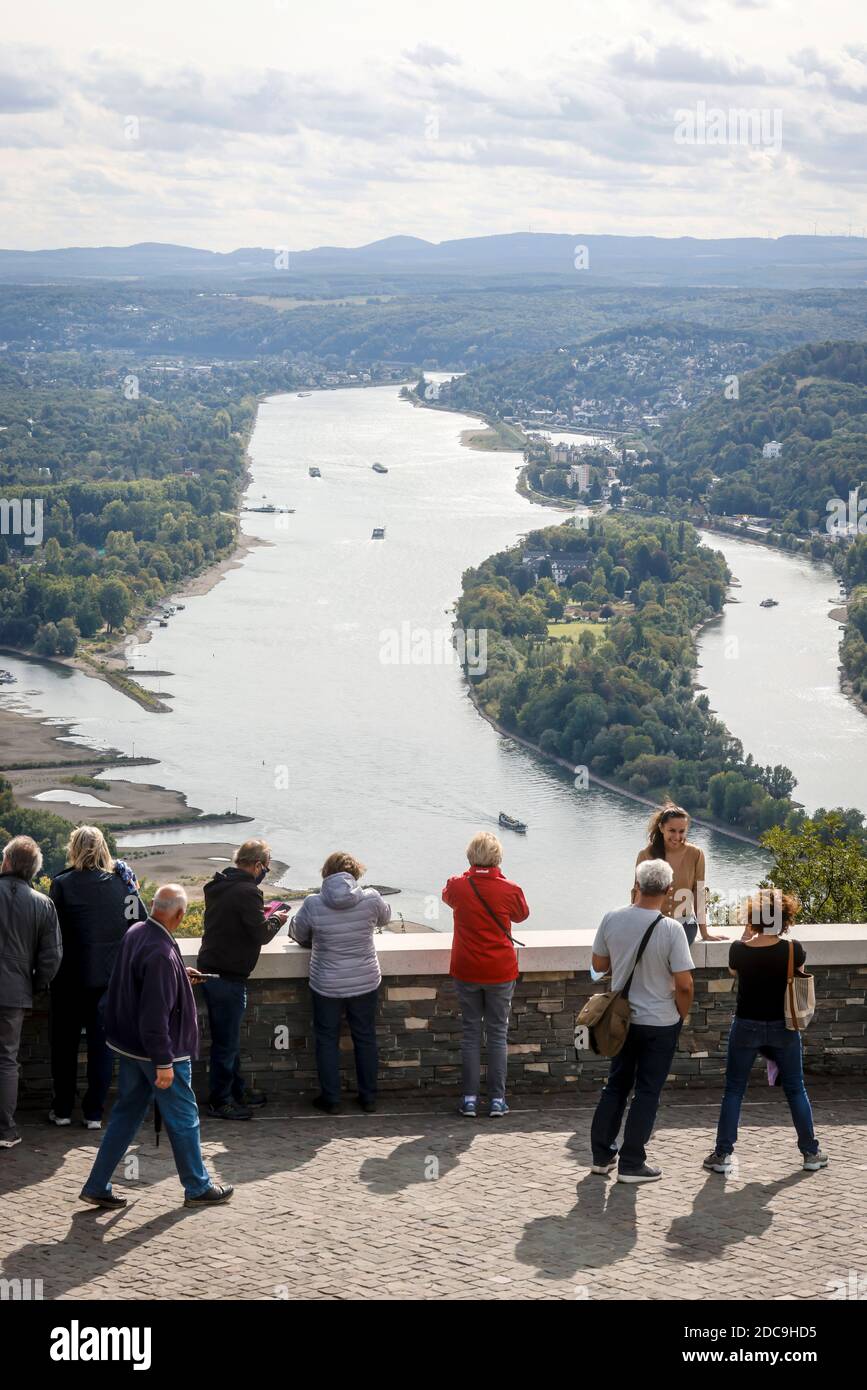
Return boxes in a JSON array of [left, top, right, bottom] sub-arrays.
[[3, 233, 867, 287], [651, 340, 867, 525]]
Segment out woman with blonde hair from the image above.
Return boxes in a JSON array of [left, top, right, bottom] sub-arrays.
[[290, 852, 391, 1115], [48, 825, 146, 1128], [442, 832, 529, 1119], [703, 888, 827, 1175], [634, 802, 726, 944]]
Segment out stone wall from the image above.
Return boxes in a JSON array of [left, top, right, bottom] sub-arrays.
[[16, 929, 867, 1108]]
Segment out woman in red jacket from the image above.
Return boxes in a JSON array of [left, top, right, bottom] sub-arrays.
[[442, 832, 529, 1119]]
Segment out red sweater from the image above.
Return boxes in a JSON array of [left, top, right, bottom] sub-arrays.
[[443, 866, 529, 984]]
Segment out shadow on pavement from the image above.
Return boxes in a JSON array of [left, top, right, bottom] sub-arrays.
[[358, 1123, 477, 1194], [665, 1169, 810, 1262], [515, 1174, 639, 1281]]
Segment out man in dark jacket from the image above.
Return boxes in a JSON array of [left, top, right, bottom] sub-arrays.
[[0, 836, 62, 1148], [197, 839, 287, 1119], [80, 884, 232, 1209]]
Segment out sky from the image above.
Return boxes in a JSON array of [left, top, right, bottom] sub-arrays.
[[1, 0, 866, 251]]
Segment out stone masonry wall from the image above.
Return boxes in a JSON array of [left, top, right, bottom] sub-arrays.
[[17, 963, 867, 1109]]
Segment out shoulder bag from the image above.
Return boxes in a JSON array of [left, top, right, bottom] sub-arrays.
[[784, 939, 815, 1031], [575, 913, 663, 1058]]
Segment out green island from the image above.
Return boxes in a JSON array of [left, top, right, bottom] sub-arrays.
[[457, 514, 862, 837]]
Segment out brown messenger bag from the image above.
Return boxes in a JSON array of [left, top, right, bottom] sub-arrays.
[[575, 913, 663, 1058]]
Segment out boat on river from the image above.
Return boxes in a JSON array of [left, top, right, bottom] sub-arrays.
[[309, 466, 321, 478], [371, 526, 386, 539], [499, 812, 527, 834], [372, 462, 388, 474], [759, 597, 779, 608], [0, 669, 15, 685]]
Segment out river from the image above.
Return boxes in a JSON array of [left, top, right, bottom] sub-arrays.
[[1, 383, 860, 929]]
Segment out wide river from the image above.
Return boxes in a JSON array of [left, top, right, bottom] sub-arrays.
[[2, 382, 864, 930]]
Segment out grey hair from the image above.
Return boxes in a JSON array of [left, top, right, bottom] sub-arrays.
[[151, 883, 188, 917], [636, 858, 674, 896], [2, 835, 43, 881]]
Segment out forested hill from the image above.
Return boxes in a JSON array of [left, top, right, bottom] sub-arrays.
[[433, 324, 779, 424], [4, 283, 867, 370], [649, 341, 867, 526], [0, 356, 303, 658]]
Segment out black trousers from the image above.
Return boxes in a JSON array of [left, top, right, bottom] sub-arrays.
[[50, 983, 113, 1121]]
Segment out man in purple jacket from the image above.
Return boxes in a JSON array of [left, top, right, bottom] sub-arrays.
[[80, 884, 233, 1209]]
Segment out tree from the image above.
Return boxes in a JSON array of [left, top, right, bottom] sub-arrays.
[[760, 813, 867, 923], [34, 622, 60, 656], [98, 578, 131, 634], [55, 617, 79, 657]]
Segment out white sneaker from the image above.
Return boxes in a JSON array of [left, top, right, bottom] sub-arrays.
[[591, 1157, 617, 1176], [0, 1135, 22, 1149], [83, 1120, 102, 1131], [48, 1110, 71, 1126], [803, 1149, 829, 1171]]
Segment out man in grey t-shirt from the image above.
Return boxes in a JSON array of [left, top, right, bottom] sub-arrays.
[[589, 858, 694, 1185]]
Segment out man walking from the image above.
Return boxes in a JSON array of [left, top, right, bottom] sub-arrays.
[[589, 858, 694, 1184], [0, 836, 62, 1149], [80, 884, 232, 1209], [197, 840, 287, 1119]]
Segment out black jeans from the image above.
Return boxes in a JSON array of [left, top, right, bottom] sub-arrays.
[[50, 983, 113, 1122], [310, 987, 379, 1105], [201, 977, 249, 1106], [590, 1019, 683, 1172]]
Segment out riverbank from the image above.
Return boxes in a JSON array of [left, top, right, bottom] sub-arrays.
[[0, 409, 277, 886], [516, 462, 579, 509], [0, 705, 269, 899], [463, 685, 765, 849]]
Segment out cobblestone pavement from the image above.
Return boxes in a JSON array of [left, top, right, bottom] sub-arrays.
[[1, 1089, 865, 1301]]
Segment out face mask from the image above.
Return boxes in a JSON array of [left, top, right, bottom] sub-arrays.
[[255, 866, 268, 885]]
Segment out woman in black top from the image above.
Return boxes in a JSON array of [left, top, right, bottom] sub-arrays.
[[49, 826, 146, 1128], [704, 889, 826, 1174]]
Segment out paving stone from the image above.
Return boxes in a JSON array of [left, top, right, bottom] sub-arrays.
[[3, 1089, 862, 1302]]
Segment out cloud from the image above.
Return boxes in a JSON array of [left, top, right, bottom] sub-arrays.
[[609, 38, 780, 86], [0, 28, 866, 250], [402, 43, 459, 69], [0, 62, 62, 113], [792, 46, 867, 104]]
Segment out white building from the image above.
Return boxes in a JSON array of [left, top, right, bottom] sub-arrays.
[[570, 463, 591, 493], [762, 441, 783, 459]]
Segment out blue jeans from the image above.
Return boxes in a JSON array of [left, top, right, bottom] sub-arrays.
[[310, 988, 379, 1105], [82, 1056, 211, 1199], [716, 1017, 818, 1156], [591, 1020, 683, 1171], [201, 978, 248, 1106]]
